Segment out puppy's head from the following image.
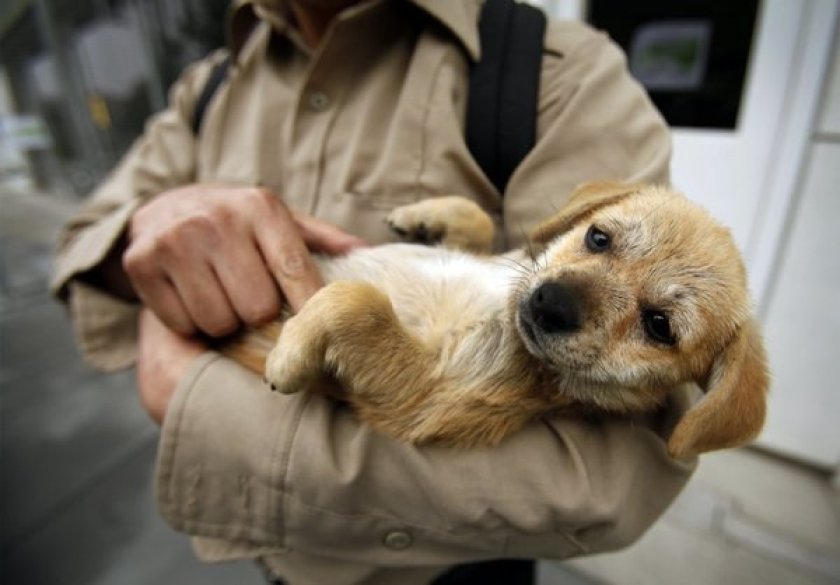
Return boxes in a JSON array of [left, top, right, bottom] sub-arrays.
[[518, 181, 769, 459]]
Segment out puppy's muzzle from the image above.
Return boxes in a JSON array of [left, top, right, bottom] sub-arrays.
[[527, 282, 583, 334]]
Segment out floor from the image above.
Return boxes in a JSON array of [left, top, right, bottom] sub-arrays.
[[1, 186, 838, 585]]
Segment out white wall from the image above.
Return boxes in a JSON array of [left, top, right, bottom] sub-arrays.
[[756, 37, 840, 468]]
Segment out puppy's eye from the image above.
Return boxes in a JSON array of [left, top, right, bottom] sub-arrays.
[[585, 226, 611, 252], [643, 310, 676, 346]]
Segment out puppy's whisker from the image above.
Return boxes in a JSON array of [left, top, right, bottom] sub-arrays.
[[527, 247, 539, 272], [498, 257, 533, 276], [515, 221, 539, 267], [532, 252, 547, 274]]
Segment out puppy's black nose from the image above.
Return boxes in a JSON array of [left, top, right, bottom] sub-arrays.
[[528, 282, 583, 334]]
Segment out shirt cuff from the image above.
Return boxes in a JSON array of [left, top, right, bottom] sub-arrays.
[[51, 198, 140, 298], [51, 198, 143, 370], [67, 280, 140, 370]]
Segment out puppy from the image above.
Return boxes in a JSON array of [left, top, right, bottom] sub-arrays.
[[223, 182, 769, 459]]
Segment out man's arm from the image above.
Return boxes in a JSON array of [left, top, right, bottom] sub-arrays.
[[154, 352, 695, 564]]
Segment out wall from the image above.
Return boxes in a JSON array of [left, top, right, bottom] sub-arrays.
[[756, 36, 840, 469]]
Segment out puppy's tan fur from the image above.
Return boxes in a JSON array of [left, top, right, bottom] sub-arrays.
[[223, 182, 769, 458]]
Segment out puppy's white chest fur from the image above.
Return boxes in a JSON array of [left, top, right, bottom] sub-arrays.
[[318, 244, 517, 342]]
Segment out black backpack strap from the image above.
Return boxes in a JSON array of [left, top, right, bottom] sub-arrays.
[[466, 0, 547, 194], [191, 53, 231, 134]]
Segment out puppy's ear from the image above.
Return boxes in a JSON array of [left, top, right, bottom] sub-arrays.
[[668, 319, 769, 459], [530, 181, 643, 244]]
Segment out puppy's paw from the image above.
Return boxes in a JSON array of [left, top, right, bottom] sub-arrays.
[[386, 196, 494, 253], [264, 281, 396, 396], [386, 200, 447, 245], [264, 314, 325, 395]]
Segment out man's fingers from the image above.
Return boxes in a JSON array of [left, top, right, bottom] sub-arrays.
[[124, 229, 239, 337], [138, 279, 196, 336], [292, 211, 368, 254], [124, 248, 196, 335], [212, 239, 283, 325], [168, 262, 239, 337], [262, 236, 323, 313], [253, 202, 323, 313]]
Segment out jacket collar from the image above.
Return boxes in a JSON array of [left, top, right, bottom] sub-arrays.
[[227, 0, 481, 62], [411, 0, 480, 60]]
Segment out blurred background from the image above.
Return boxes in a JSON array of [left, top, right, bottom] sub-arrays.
[[1, 0, 838, 583]]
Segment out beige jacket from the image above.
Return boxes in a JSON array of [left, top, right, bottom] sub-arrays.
[[52, 1, 694, 583]]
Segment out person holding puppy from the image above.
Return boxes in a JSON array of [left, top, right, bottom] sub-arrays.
[[53, 1, 694, 583]]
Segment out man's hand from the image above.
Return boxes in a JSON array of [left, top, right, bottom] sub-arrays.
[[123, 185, 364, 337], [136, 308, 206, 424]]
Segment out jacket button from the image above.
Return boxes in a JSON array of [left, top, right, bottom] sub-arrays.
[[383, 529, 412, 550], [307, 90, 330, 111]]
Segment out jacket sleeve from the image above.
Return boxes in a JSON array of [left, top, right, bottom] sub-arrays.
[[156, 354, 696, 565], [50, 54, 222, 371]]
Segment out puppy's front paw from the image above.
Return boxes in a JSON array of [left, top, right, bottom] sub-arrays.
[[386, 201, 446, 245], [386, 196, 494, 253], [263, 281, 396, 397], [264, 314, 325, 395]]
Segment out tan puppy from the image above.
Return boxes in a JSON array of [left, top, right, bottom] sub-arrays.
[[224, 182, 769, 459]]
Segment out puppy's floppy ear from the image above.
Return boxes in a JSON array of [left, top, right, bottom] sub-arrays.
[[668, 319, 769, 459], [530, 181, 643, 244]]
